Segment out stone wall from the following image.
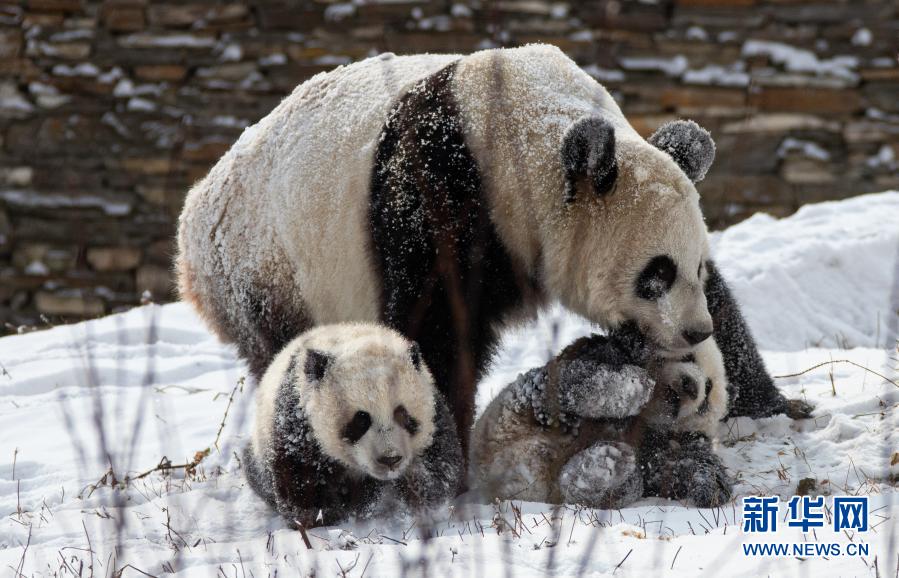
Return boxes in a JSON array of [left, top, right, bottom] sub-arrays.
[[1, 0, 897, 331]]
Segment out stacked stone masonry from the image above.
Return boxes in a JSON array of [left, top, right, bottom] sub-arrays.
[[0, 0, 896, 330]]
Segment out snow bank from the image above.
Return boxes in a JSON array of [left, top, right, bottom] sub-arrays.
[[711, 191, 899, 351]]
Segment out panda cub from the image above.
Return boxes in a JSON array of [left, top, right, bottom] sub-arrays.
[[472, 324, 731, 509], [244, 323, 463, 527]]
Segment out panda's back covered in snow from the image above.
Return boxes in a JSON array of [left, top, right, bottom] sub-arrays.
[[178, 52, 459, 369]]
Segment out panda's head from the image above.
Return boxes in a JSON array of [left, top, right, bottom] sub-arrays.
[[551, 118, 716, 355], [301, 332, 436, 481]]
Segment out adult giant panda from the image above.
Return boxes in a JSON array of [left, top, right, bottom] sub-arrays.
[[178, 44, 808, 459]]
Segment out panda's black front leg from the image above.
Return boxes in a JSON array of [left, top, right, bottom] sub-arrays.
[[394, 394, 464, 508], [704, 260, 813, 419]]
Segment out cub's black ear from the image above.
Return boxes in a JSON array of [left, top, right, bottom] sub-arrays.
[[409, 343, 422, 371], [560, 117, 618, 203], [304, 349, 332, 384], [648, 120, 716, 183]]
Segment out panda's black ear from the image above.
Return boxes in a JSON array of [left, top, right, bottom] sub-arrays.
[[560, 117, 618, 203], [304, 349, 332, 385], [409, 343, 422, 371], [648, 120, 716, 183]]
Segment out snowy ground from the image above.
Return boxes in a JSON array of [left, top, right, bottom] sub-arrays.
[[2, 191, 898, 577]]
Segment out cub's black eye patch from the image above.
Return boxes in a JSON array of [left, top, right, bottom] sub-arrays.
[[393, 405, 420, 435], [636, 255, 677, 300], [342, 411, 371, 443]]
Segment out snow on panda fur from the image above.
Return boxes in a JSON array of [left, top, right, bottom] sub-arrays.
[[244, 323, 462, 527], [472, 325, 731, 509], [178, 44, 809, 461]]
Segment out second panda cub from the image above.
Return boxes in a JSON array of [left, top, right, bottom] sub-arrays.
[[472, 324, 731, 509], [244, 324, 463, 527]]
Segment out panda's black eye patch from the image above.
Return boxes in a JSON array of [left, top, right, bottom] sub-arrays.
[[394, 405, 420, 435], [342, 411, 371, 443], [636, 255, 677, 301]]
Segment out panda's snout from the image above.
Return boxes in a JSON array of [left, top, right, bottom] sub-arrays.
[[377, 454, 402, 469], [682, 328, 712, 346]]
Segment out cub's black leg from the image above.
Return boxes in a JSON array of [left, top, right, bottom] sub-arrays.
[[395, 394, 463, 507], [704, 260, 813, 419], [639, 429, 732, 508]]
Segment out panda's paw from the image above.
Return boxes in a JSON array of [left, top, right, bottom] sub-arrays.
[[684, 459, 733, 508], [558, 442, 643, 509], [784, 398, 814, 420]]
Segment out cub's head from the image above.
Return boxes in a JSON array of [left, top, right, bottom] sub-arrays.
[[552, 118, 716, 354], [300, 327, 437, 481]]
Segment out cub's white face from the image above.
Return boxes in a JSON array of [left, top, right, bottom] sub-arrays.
[[303, 340, 437, 481], [550, 138, 714, 355]]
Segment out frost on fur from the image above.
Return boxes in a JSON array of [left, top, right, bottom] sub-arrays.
[[558, 442, 643, 508], [647, 119, 716, 183]]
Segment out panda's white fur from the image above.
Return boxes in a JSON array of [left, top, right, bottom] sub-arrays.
[[253, 323, 437, 481]]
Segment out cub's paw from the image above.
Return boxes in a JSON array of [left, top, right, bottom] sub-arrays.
[[559, 362, 655, 420], [784, 398, 814, 420], [559, 442, 643, 509], [682, 458, 733, 508], [642, 430, 734, 508]]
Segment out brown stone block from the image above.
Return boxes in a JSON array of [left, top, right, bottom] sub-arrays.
[[859, 68, 899, 82], [145, 238, 174, 266], [781, 157, 835, 185], [0, 58, 42, 80], [711, 133, 783, 174], [749, 87, 862, 114], [13, 243, 77, 272], [722, 113, 841, 134], [0, 208, 11, 254], [676, 0, 757, 6], [134, 64, 188, 81], [256, 7, 323, 31], [22, 12, 65, 27], [136, 264, 173, 300], [182, 139, 231, 162], [843, 120, 899, 144], [27, 0, 83, 13], [0, 29, 22, 59], [628, 114, 679, 137], [102, 5, 144, 31], [28, 40, 92, 59], [35, 291, 105, 317], [660, 86, 747, 112], [147, 4, 203, 27], [699, 174, 792, 205], [863, 83, 899, 113], [120, 158, 173, 176], [87, 246, 142, 271]]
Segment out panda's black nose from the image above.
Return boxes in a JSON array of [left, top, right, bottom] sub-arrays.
[[682, 329, 712, 346], [378, 455, 402, 468]]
